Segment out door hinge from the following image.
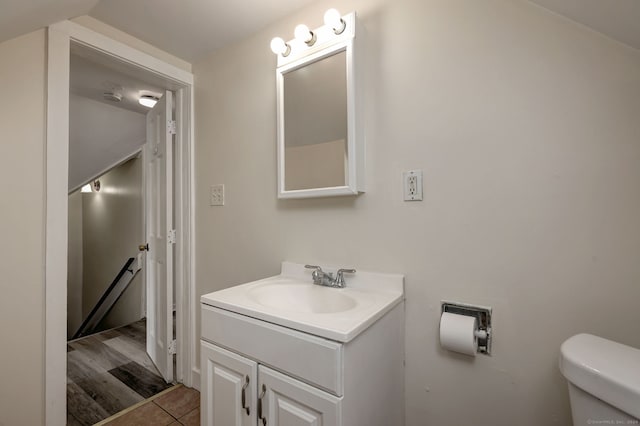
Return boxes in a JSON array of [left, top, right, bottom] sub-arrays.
[[168, 339, 177, 355], [168, 120, 177, 135], [168, 229, 176, 244]]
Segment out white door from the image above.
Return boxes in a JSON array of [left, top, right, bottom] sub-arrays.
[[144, 90, 174, 382], [259, 365, 341, 426], [201, 341, 257, 426]]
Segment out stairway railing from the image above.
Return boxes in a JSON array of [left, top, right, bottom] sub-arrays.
[[72, 256, 141, 339]]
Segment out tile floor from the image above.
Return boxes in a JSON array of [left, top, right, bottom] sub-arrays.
[[97, 385, 200, 426]]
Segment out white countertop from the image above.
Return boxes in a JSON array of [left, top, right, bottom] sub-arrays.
[[200, 261, 404, 342]]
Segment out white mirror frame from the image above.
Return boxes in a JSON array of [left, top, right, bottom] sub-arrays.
[[276, 12, 364, 199]]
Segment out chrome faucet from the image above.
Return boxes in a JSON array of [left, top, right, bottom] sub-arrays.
[[305, 265, 356, 288]]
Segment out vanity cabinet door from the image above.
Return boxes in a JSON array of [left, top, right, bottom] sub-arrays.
[[258, 365, 341, 426], [201, 341, 257, 426]]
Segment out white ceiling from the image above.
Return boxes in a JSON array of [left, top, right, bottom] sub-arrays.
[[87, 0, 319, 62], [1, 0, 639, 61], [0, 0, 99, 42], [69, 49, 162, 191], [69, 94, 145, 192], [71, 52, 165, 114], [528, 0, 640, 50]]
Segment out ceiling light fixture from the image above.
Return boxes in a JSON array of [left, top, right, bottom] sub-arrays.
[[270, 37, 291, 57], [294, 24, 316, 46], [324, 8, 346, 34], [139, 95, 159, 108]]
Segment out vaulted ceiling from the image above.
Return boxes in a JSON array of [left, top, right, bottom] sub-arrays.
[[87, 0, 319, 62], [0, 0, 99, 43], [0, 0, 318, 62], [0, 0, 638, 63], [528, 0, 640, 50]]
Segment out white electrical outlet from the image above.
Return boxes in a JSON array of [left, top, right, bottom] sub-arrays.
[[210, 184, 224, 206], [403, 170, 423, 201]]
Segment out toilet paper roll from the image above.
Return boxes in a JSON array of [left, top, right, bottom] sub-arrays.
[[439, 312, 478, 356]]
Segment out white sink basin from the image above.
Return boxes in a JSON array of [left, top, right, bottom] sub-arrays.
[[201, 262, 404, 342], [248, 281, 357, 314]]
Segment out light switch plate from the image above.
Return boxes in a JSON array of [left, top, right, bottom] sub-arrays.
[[210, 184, 224, 206], [403, 170, 423, 201]]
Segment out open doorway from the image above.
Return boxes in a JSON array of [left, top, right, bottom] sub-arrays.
[[66, 45, 178, 424], [44, 21, 197, 422]]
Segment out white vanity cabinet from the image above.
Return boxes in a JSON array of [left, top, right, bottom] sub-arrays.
[[200, 303, 404, 426], [201, 341, 257, 426], [200, 262, 405, 426], [259, 365, 341, 425], [201, 340, 340, 426]]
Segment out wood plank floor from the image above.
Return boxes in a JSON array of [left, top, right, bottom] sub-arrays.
[[67, 319, 174, 425]]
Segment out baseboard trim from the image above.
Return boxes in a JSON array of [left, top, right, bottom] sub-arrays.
[[191, 367, 201, 391]]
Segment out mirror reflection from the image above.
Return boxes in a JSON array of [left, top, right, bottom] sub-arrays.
[[283, 50, 347, 191]]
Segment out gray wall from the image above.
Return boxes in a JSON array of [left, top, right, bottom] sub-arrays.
[[193, 0, 640, 425], [82, 157, 144, 332], [0, 29, 46, 426]]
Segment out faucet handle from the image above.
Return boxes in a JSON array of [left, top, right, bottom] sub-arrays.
[[335, 268, 356, 287], [305, 264, 323, 272], [305, 265, 324, 284]]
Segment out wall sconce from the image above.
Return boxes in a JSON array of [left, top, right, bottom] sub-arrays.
[[81, 180, 101, 193], [270, 8, 349, 58]]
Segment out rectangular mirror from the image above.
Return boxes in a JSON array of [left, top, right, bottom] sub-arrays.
[[275, 12, 363, 199]]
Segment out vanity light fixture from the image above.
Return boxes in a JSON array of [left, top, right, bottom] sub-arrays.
[[294, 24, 316, 46], [270, 8, 348, 58], [139, 95, 159, 108], [270, 37, 291, 57], [324, 8, 346, 34]]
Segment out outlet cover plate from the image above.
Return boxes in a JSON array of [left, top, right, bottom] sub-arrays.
[[210, 184, 224, 206], [403, 170, 423, 201]]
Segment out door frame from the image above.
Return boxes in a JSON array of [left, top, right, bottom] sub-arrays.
[[46, 20, 197, 425]]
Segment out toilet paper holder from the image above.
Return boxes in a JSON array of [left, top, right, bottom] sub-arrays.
[[441, 301, 492, 355]]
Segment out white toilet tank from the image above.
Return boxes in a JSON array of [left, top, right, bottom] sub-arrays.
[[559, 333, 640, 425]]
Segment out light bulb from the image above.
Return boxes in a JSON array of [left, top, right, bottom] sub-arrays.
[[294, 24, 314, 44], [324, 8, 346, 34], [139, 95, 158, 108], [270, 37, 290, 56]]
